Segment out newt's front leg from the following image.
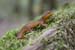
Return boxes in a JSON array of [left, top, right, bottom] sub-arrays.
[[39, 21, 48, 28], [41, 24, 47, 28]]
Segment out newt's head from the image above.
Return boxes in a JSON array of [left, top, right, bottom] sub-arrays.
[[40, 11, 53, 22]]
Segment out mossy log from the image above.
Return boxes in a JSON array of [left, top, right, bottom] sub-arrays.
[[0, 4, 75, 50]]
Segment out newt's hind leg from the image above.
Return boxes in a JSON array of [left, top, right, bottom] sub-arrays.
[[17, 32, 25, 39], [17, 27, 31, 39]]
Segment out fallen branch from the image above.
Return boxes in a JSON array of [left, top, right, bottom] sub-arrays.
[[23, 27, 58, 50]]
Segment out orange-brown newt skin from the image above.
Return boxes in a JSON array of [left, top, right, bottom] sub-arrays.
[[17, 11, 53, 39], [40, 11, 53, 23]]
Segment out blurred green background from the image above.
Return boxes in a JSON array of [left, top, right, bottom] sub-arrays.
[[0, 0, 75, 36]]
